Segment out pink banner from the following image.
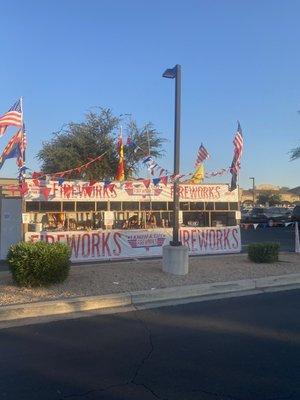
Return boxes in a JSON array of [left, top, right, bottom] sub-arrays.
[[25, 226, 241, 262]]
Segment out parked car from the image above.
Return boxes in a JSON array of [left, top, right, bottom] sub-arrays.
[[241, 207, 290, 226], [291, 206, 300, 222], [241, 209, 251, 219], [268, 207, 292, 221]]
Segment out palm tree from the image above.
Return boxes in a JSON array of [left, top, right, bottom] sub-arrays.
[[290, 146, 300, 160]]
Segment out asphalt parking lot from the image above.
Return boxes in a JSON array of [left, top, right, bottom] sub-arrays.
[[1, 290, 299, 400]]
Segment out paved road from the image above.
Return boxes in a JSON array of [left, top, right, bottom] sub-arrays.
[[0, 290, 299, 400]]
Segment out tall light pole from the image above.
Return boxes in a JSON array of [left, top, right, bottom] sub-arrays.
[[163, 64, 181, 246], [249, 177, 255, 206]]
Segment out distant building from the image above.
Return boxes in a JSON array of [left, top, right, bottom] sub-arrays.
[[241, 184, 300, 206], [0, 178, 20, 198], [255, 184, 280, 191], [289, 186, 300, 195]]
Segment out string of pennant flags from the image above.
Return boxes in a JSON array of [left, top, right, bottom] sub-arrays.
[[20, 155, 231, 190], [19, 134, 233, 188], [30, 152, 107, 180], [0, 98, 244, 193], [13, 138, 234, 196]]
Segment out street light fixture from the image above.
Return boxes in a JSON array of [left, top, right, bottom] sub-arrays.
[[249, 177, 255, 206], [162, 64, 188, 275], [162, 64, 181, 246]]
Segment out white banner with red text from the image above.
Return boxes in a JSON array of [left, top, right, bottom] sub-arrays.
[[24, 226, 241, 262], [23, 180, 238, 202]]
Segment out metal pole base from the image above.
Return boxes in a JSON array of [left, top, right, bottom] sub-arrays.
[[162, 245, 189, 275], [170, 240, 182, 247]]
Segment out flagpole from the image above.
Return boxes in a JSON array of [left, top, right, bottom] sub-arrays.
[[20, 97, 25, 166], [19, 97, 26, 243], [237, 172, 240, 211], [22, 127, 26, 181], [20, 97, 23, 119], [146, 129, 153, 226]]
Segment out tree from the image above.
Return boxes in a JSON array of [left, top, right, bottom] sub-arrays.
[[257, 192, 282, 206], [290, 146, 300, 160], [37, 108, 166, 181]]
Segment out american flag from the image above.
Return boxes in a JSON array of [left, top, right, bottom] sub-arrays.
[[17, 124, 27, 166], [0, 128, 23, 170], [195, 143, 209, 167], [230, 122, 244, 175], [19, 123, 27, 153], [0, 99, 23, 137], [229, 122, 244, 191]]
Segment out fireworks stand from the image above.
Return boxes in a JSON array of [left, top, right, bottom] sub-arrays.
[[21, 179, 241, 262]]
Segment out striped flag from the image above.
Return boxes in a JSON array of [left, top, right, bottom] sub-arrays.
[[20, 123, 27, 152], [17, 123, 27, 167], [195, 143, 209, 167], [0, 99, 23, 137], [230, 121, 244, 191], [0, 128, 23, 170]]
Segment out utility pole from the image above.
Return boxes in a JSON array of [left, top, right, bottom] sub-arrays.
[[249, 177, 255, 206]]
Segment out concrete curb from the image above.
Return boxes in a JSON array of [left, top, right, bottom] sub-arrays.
[[1, 273, 300, 324], [0, 293, 132, 322]]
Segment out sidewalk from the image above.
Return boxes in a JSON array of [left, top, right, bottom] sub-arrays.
[[1, 253, 299, 307]]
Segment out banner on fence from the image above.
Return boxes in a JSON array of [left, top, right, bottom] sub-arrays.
[[23, 180, 239, 202], [24, 226, 241, 262]]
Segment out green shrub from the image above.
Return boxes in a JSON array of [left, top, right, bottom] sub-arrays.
[[248, 242, 280, 263], [7, 241, 71, 287]]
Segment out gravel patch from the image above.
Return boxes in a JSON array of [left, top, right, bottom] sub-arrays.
[[0, 253, 299, 306]]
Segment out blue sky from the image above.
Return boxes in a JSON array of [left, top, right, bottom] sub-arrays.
[[1, 0, 299, 189]]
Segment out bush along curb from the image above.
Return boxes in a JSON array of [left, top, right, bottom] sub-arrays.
[[248, 242, 280, 263], [7, 242, 71, 287]]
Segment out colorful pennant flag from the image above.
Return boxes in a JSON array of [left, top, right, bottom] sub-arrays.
[[124, 181, 133, 189], [143, 179, 151, 188], [142, 156, 152, 164], [160, 176, 168, 186], [19, 182, 29, 196], [40, 187, 51, 201], [126, 137, 137, 149]]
